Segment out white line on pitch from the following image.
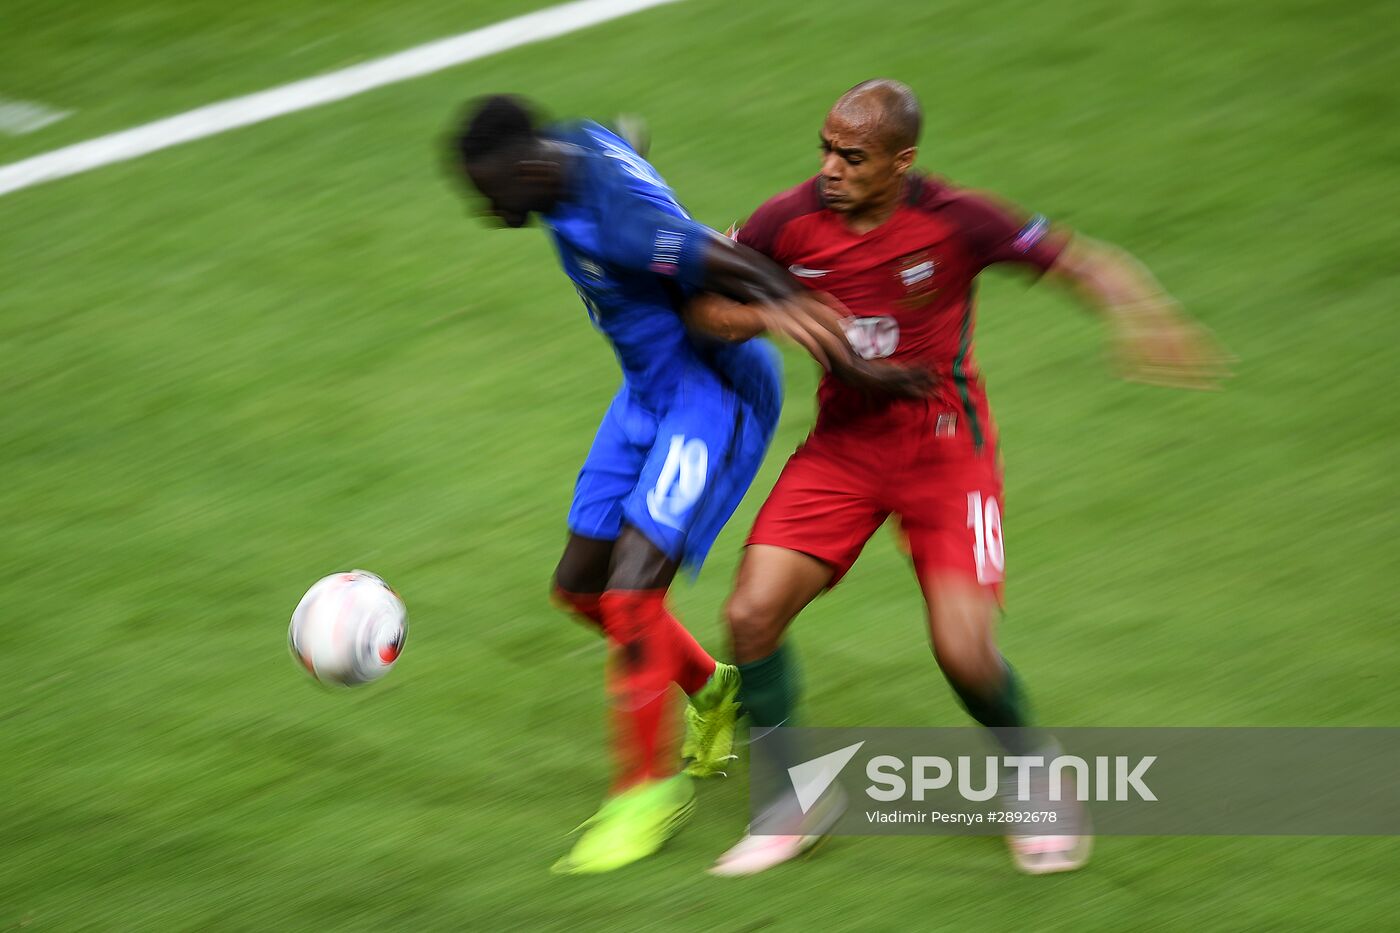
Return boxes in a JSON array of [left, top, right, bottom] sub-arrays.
[[0, 0, 684, 199], [0, 98, 72, 136]]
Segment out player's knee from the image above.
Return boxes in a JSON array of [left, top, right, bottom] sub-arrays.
[[551, 560, 583, 596], [552, 535, 615, 596], [553, 559, 605, 597], [549, 576, 576, 609], [551, 562, 605, 629], [926, 582, 1001, 685], [550, 567, 582, 603], [928, 616, 1000, 687], [932, 633, 1001, 689], [725, 591, 783, 661]]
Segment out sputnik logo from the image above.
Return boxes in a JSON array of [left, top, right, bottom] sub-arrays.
[[787, 741, 865, 813]]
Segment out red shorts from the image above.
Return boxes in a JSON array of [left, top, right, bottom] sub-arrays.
[[747, 408, 1005, 598]]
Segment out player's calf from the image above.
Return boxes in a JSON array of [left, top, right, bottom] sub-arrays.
[[924, 577, 1003, 684], [723, 545, 829, 663], [602, 589, 680, 787], [924, 576, 1041, 755]]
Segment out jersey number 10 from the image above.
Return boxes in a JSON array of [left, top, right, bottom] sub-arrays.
[[966, 491, 1005, 584], [646, 435, 709, 530]]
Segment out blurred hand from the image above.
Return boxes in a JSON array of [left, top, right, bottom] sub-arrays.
[[751, 295, 849, 371], [1111, 299, 1235, 390], [836, 356, 937, 399], [759, 293, 935, 398]]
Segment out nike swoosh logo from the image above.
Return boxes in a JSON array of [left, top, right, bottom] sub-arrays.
[[746, 718, 791, 744], [788, 264, 832, 278]]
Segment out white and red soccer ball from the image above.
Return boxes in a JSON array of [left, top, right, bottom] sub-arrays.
[[288, 570, 407, 686]]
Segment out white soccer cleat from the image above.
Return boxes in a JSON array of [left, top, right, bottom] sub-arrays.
[[1006, 832, 1093, 875], [709, 783, 845, 876], [1001, 748, 1093, 875], [707, 831, 824, 877]]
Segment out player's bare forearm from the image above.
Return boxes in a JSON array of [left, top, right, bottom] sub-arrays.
[[1048, 237, 1233, 389], [682, 288, 847, 369], [689, 238, 847, 367], [682, 293, 767, 342], [698, 235, 798, 304], [689, 236, 934, 398], [683, 290, 935, 399], [1047, 237, 1170, 314]]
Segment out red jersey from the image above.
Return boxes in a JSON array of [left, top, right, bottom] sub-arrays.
[[737, 173, 1067, 448]]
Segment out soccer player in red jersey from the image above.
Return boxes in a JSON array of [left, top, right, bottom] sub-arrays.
[[448, 95, 930, 874], [685, 80, 1230, 876]]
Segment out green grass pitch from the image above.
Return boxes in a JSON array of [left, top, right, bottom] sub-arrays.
[[2, 0, 1398, 928]]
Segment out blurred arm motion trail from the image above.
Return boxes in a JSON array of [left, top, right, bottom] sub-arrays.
[[1048, 238, 1234, 390]]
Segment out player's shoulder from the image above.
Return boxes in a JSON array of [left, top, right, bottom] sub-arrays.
[[558, 120, 681, 213], [905, 172, 1064, 269], [905, 173, 1026, 230], [906, 172, 993, 215], [737, 177, 823, 254], [748, 176, 823, 224], [745, 176, 823, 230], [548, 118, 618, 150], [551, 119, 654, 183]]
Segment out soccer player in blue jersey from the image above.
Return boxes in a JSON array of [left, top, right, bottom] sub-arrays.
[[448, 96, 929, 874]]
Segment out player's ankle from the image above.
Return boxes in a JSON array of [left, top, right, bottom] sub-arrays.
[[737, 643, 800, 727]]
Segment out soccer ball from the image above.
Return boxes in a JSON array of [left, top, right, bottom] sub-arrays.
[[288, 570, 407, 686]]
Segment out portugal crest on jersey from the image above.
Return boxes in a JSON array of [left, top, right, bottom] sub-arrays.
[[840, 315, 900, 360], [895, 251, 939, 308]]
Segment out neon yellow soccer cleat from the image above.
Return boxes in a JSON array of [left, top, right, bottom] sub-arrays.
[[682, 662, 742, 778], [552, 775, 696, 875]]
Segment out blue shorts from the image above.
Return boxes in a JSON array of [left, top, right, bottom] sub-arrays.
[[568, 345, 782, 573]]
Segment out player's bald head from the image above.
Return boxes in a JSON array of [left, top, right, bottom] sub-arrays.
[[829, 79, 922, 153]]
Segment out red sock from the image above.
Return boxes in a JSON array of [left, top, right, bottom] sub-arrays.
[[600, 589, 678, 789], [557, 587, 715, 691], [553, 587, 607, 635], [564, 588, 718, 787], [661, 610, 717, 695], [604, 650, 675, 791]]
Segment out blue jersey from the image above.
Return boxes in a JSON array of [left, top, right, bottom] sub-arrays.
[[541, 121, 782, 570], [541, 121, 778, 422]]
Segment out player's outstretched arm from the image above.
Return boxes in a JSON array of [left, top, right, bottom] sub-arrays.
[[696, 233, 806, 305], [683, 285, 934, 401], [1047, 238, 1234, 390], [599, 192, 930, 394], [683, 288, 847, 374], [683, 292, 769, 343]]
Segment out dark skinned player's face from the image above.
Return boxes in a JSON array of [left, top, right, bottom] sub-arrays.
[[819, 111, 914, 216], [462, 154, 551, 228]]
